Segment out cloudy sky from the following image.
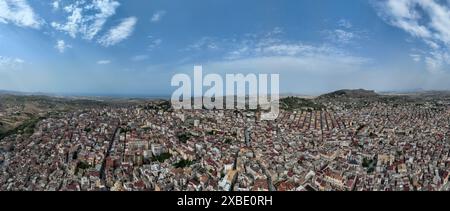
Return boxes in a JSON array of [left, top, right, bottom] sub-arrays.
[[1, 0, 450, 96]]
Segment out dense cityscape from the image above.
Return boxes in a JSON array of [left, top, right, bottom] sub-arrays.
[[2, 1, 450, 203], [0, 90, 449, 191]]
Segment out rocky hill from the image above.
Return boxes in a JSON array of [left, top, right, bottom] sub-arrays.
[[318, 89, 379, 99]]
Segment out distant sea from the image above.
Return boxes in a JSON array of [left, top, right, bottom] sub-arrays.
[[0, 89, 171, 100], [60, 93, 172, 100]]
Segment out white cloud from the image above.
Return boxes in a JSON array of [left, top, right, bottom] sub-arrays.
[[180, 27, 371, 78], [417, 0, 450, 43], [52, 0, 60, 11], [236, 31, 361, 61], [424, 51, 450, 74], [206, 55, 369, 75], [51, 6, 82, 38], [325, 29, 357, 44], [181, 27, 370, 71], [338, 19, 353, 29], [131, 55, 149, 62], [425, 40, 440, 49], [410, 54, 421, 62], [148, 38, 162, 50], [183, 26, 368, 69], [185, 28, 286, 53], [97, 60, 111, 65], [374, 0, 450, 73], [261, 43, 329, 57], [185, 37, 220, 51], [0, 0, 43, 29], [323, 20, 362, 44], [0, 56, 25, 70], [375, 0, 432, 38], [55, 40, 71, 53], [265, 27, 284, 37], [150, 10, 166, 23], [226, 47, 250, 60], [51, 0, 120, 40], [98, 17, 137, 47]]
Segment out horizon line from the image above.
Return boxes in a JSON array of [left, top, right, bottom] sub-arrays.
[[2, 88, 450, 99]]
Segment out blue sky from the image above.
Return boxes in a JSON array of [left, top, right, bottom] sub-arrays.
[[1, 0, 450, 96]]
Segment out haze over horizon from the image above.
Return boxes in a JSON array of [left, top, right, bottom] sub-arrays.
[[2, 0, 450, 95]]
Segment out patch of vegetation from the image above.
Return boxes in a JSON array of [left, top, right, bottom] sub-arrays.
[[152, 152, 172, 162], [143, 101, 172, 111], [75, 161, 91, 175], [77, 161, 90, 169], [280, 97, 324, 111], [224, 138, 233, 144], [173, 159, 195, 168], [362, 158, 371, 167], [120, 127, 131, 134], [0, 116, 45, 140], [362, 157, 377, 173], [177, 133, 191, 143], [159, 100, 172, 111], [141, 126, 151, 131]]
